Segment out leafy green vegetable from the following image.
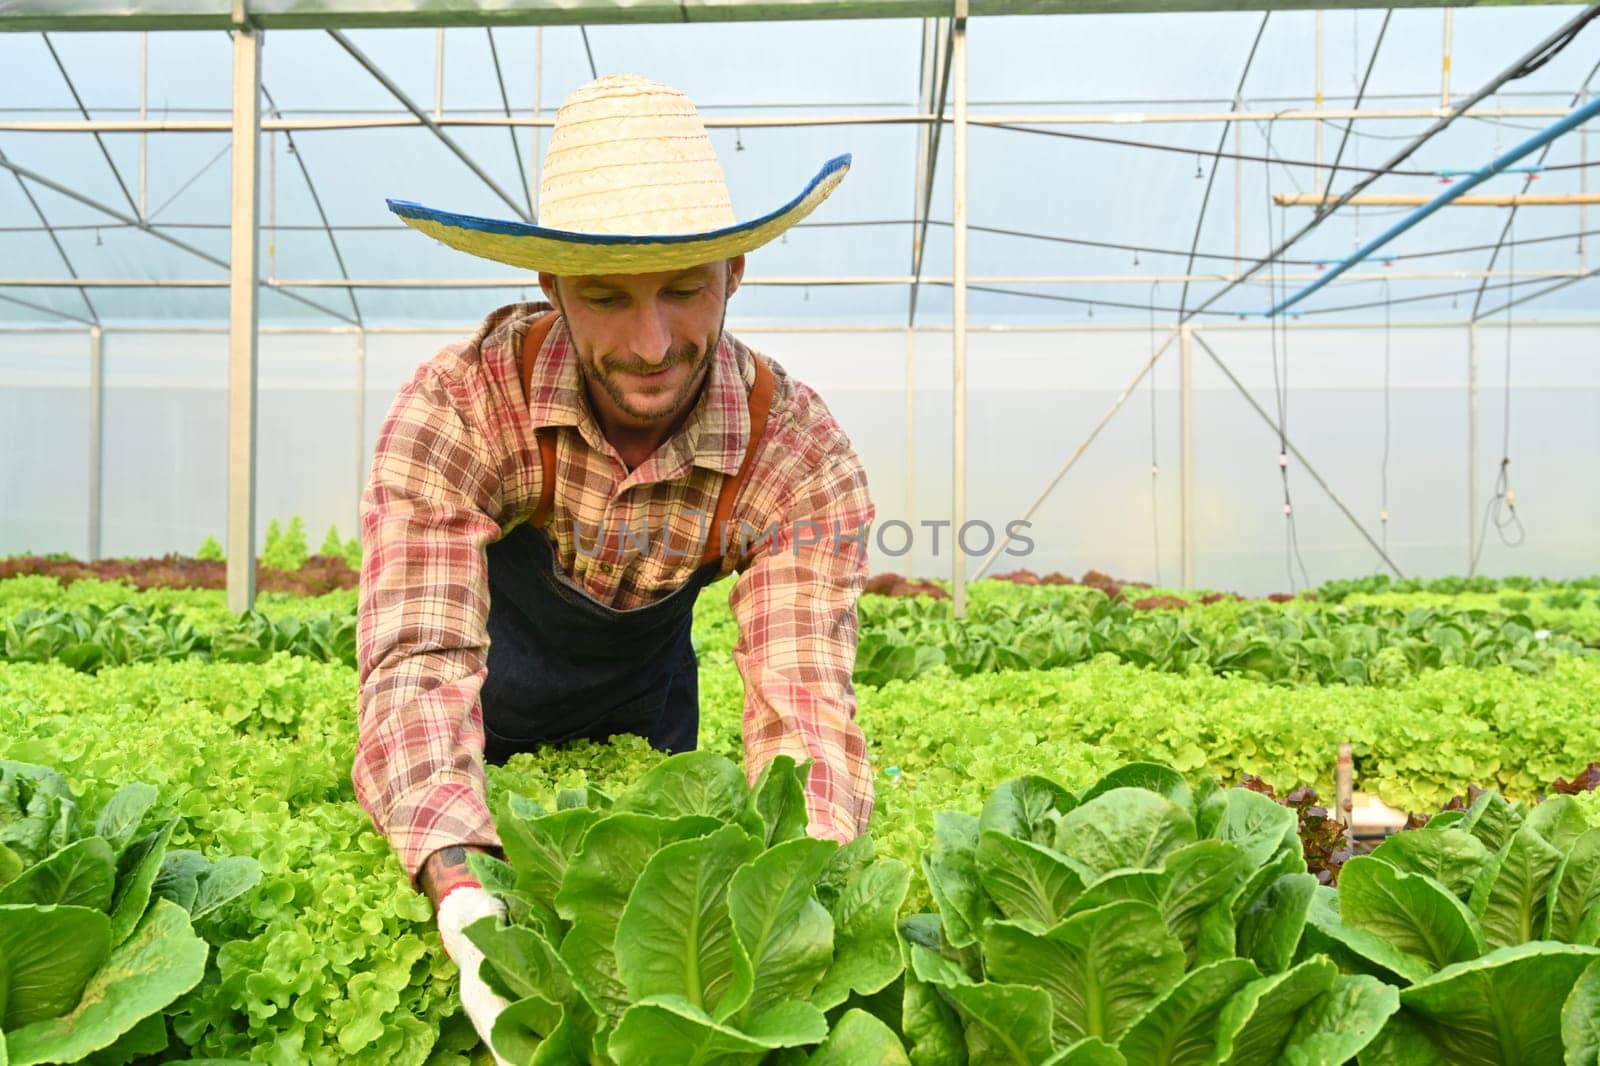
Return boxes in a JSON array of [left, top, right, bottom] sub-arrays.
[[984, 902, 1184, 1045], [1114, 958, 1259, 1065], [0, 904, 111, 1029], [5, 900, 207, 1066], [472, 753, 910, 1063], [1336, 856, 1484, 971], [1364, 942, 1600, 1064]]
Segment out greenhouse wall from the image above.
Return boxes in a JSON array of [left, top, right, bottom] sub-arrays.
[[4, 320, 1594, 594]]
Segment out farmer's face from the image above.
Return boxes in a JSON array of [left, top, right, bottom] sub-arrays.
[[542, 256, 744, 432]]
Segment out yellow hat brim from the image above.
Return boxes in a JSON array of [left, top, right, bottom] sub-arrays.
[[388, 155, 849, 276]]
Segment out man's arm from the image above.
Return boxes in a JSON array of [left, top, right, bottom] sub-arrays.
[[354, 359, 510, 892], [729, 446, 876, 843], [417, 844, 497, 910]]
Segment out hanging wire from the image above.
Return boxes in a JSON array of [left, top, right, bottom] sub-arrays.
[[1148, 280, 1163, 587], [1380, 277, 1392, 551], [1471, 208, 1528, 575], [1265, 117, 1313, 591]]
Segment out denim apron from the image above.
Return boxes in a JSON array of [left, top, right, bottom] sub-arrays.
[[478, 311, 774, 766]]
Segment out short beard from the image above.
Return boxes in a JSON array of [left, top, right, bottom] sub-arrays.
[[557, 285, 730, 425]]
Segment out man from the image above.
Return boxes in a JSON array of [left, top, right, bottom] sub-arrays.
[[353, 74, 875, 1058]]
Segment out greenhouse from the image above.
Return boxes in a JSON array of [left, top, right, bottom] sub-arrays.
[[1, 1, 1599, 1063]]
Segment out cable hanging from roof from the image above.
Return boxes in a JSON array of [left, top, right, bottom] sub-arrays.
[[1264, 116, 1312, 592], [1379, 278, 1392, 551], [1470, 212, 1527, 577]]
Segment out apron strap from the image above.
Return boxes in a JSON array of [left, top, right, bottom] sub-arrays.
[[519, 305, 774, 570], [518, 309, 561, 529], [701, 354, 775, 570]]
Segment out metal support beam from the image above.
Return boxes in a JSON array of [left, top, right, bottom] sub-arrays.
[[951, 0, 969, 617], [532, 26, 543, 216], [5, 267, 1582, 289], [908, 16, 953, 327], [0, 155, 356, 324], [3, 317, 1589, 337], [1279, 192, 1600, 207], [0, 144, 100, 326], [485, 27, 534, 220], [226, 14, 261, 614], [1441, 7, 1453, 109], [1317, 11, 1391, 209], [0, 291, 93, 325], [1467, 57, 1600, 320], [355, 326, 367, 536], [260, 81, 364, 325], [960, 0, 1600, 571], [87, 326, 103, 560], [1179, 12, 1268, 316], [1314, 10, 1323, 189], [140, 32, 148, 214], [0, 1, 1583, 32], [1475, 262, 1600, 319], [1268, 93, 1600, 316], [1190, 332, 1404, 577], [327, 28, 532, 222], [4, 105, 1584, 135], [41, 33, 141, 220], [1179, 325, 1194, 588], [433, 27, 444, 121]]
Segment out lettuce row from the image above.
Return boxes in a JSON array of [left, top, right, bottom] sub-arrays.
[[0, 762, 259, 1066], [853, 595, 1585, 689], [467, 751, 912, 1065], [1325, 788, 1600, 1063], [910, 763, 1600, 1065]]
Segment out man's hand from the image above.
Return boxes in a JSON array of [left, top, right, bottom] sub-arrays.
[[427, 846, 512, 1066], [419, 844, 491, 911]]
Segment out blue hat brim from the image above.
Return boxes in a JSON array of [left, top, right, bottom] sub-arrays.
[[388, 154, 850, 275]]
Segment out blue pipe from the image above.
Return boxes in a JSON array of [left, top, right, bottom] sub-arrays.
[[1436, 166, 1542, 178], [1261, 93, 1600, 318]]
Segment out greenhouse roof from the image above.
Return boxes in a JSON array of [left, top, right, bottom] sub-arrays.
[[2, 2, 1597, 328]]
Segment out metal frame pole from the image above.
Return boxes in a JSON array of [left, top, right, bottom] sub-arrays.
[[355, 326, 367, 536], [227, 11, 262, 613], [139, 33, 148, 216], [1180, 324, 1194, 588], [1441, 8, 1453, 110], [532, 25, 543, 216], [951, 0, 969, 617], [87, 325, 103, 560], [1314, 11, 1323, 190], [1468, 320, 1479, 572], [1233, 122, 1242, 270], [434, 27, 444, 121]]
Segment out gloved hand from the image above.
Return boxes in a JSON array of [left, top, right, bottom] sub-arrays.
[[437, 884, 514, 1066]]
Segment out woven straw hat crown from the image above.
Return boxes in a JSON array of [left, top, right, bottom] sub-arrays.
[[539, 74, 738, 237], [385, 72, 848, 274]]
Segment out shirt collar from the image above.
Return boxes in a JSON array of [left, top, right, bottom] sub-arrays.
[[522, 312, 750, 478]]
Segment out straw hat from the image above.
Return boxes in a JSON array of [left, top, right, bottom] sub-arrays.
[[387, 74, 850, 276]]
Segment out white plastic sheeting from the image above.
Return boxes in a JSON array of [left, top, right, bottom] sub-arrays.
[[1, 8, 1596, 587]]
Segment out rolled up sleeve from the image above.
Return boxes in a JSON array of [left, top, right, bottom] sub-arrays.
[[730, 450, 876, 843], [353, 361, 508, 883]]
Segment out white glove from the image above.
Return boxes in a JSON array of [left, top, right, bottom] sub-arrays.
[[437, 885, 514, 1066]]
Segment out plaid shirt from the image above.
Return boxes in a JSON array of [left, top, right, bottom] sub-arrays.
[[353, 302, 875, 881]]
